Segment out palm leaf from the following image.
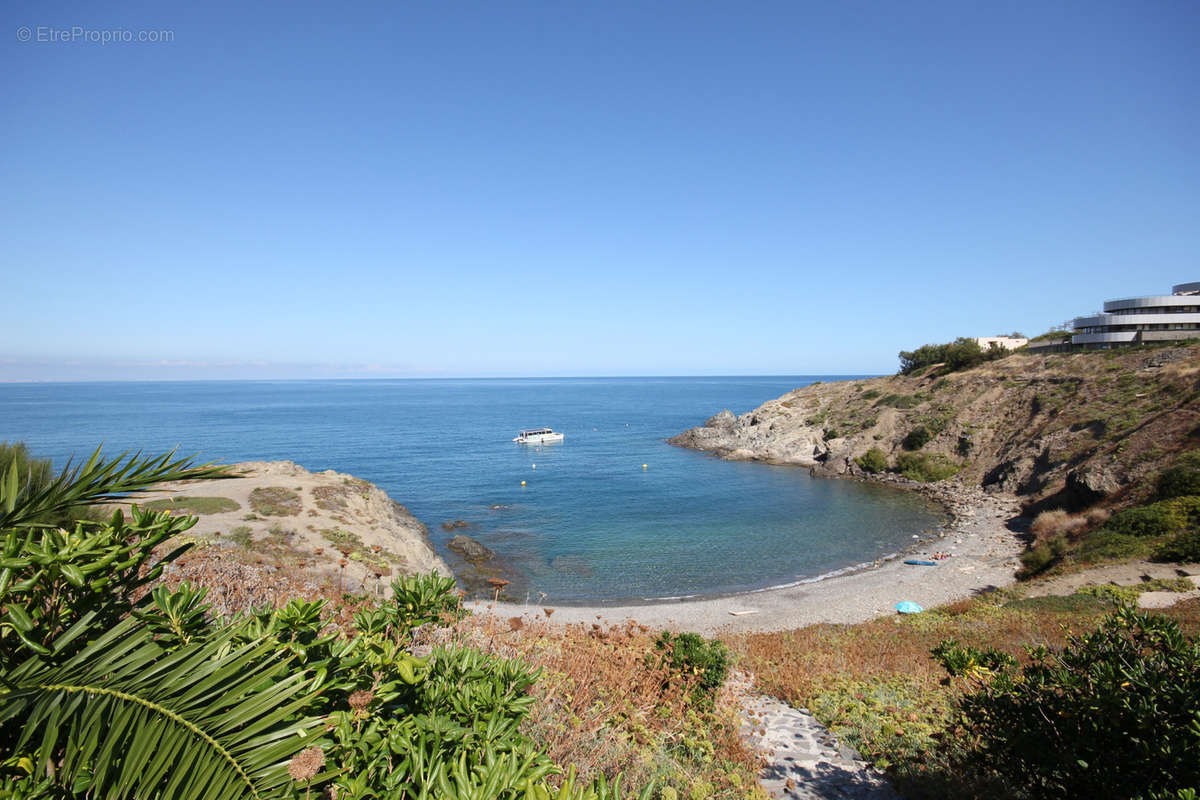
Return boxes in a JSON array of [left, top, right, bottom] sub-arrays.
[[0, 446, 235, 530], [0, 613, 323, 800]]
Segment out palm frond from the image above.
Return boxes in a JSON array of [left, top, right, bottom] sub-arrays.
[[0, 446, 235, 529], [1, 612, 323, 800]]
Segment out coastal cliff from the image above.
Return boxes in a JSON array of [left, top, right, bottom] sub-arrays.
[[671, 344, 1200, 510]]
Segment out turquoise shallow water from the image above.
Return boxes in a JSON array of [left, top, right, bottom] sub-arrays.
[[0, 377, 944, 603]]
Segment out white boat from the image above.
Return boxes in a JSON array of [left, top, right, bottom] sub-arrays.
[[513, 428, 564, 444]]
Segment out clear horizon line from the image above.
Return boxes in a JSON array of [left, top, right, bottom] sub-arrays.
[[0, 372, 883, 385]]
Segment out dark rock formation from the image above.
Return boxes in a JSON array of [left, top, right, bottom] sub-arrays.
[[447, 534, 494, 564]]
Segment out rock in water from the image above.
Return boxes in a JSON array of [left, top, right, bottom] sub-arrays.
[[447, 534, 495, 564]]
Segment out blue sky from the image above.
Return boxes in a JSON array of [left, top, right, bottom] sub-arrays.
[[3, 1, 1198, 380]]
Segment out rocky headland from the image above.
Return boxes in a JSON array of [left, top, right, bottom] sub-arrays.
[[123, 460, 450, 613], [670, 345, 1200, 512]]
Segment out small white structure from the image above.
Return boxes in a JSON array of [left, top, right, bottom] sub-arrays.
[[974, 336, 1028, 351]]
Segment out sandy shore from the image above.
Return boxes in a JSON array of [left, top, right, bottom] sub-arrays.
[[468, 488, 1025, 635]]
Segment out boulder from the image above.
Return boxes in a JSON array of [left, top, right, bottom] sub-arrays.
[[1065, 465, 1121, 508], [447, 534, 494, 564]]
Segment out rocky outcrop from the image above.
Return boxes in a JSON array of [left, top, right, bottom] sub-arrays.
[[132, 460, 451, 595], [447, 534, 495, 564], [670, 345, 1200, 509]]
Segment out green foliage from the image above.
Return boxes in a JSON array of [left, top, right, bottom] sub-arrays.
[[1156, 529, 1200, 562], [1104, 504, 1178, 538], [946, 606, 1200, 799], [930, 639, 1016, 679], [1075, 583, 1142, 606], [855, 448, 889, 474], [901, 425, 932, 451], [875, 393, 923, 409], [1018, 535, 1068, 577], [1157, 451, 1200, 500], [0, 443, 53, 499], [653, 632, 729, 708], [0, 446, 653, 800], [142, 496, 241, 514], [1002, 593, 1109, 614], [353, 572, 464, 642], [894, 452, 959, 483], [898, 337, 1009, 376], [247, 486, 302, 516], [860, 389, 881, 401], [809, 677, 952, 773], [0, 613, 325, 800]]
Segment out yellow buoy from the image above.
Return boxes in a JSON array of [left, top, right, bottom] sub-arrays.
[[521, 480, 526, 486], [642, 464, 648, 470]]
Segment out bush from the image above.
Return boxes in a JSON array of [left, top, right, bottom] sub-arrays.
[[653, 632, 728, 708], [855, 448, 889, 474], [946, 606, 1200, 799], [1018, 535, 1068, 577], [1157, 451, 1200, 500], [901, 425, 932, 451], [1103, 504, 1177, 538], [388, 571, 465, 634], [876, 393, 923, 409], [898, 337, 1009, 376], [1156, 529, 1200, 562], [895, 452, 959, 483], [930, 639, 1016, 678]]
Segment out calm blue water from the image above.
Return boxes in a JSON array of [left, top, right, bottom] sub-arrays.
[[0, 377, 943, 603]]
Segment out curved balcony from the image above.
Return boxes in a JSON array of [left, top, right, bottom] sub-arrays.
[[1073, 312, 1200, 329], [1104, 295, 1200, 312]]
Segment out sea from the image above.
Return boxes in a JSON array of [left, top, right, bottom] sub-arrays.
[[0, 377, 944, 604]]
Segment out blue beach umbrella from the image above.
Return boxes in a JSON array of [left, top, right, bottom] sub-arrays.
[[895, 601, 924, 614]]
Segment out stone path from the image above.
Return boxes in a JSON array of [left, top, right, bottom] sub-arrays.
[[734, 676, 898, 800]]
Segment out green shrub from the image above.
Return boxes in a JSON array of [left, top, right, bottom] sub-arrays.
[[1157, 452, 1200, 500], [1103, 504, 1177, 538], [1075, 583, 1141, 605], [855, 448, 889, 474], [861, 389, 881, 401], [901, 425, 932, 451], [1156, 529, 1200, 562], [1018, 535, 1068, 577], [1098, 497, 1200, 545], [653, 632, 728, 708], [389, 571, 465, 634], [930, 639, 1016, 678], [876, 393, 923, 409], [895, 452, 959, 483], [898, 337, 1009, 376], [947, 606, 1200, 799], [1075, 530, 1157, 563]]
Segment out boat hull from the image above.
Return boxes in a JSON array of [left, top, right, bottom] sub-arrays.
[[513, 433, 564, 444]]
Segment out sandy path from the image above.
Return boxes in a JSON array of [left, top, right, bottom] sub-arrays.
[[469, 490, 1024, 635]]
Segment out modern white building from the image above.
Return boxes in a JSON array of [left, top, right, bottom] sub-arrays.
[[1072, 283, 1200, 347]]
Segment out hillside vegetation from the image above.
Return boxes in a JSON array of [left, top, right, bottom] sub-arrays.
[[672, 344, 1200, 512]]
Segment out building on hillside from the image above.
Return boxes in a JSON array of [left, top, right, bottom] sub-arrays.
[[1072, 283, 1200, 348], [974, 336, 1028, 351]]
